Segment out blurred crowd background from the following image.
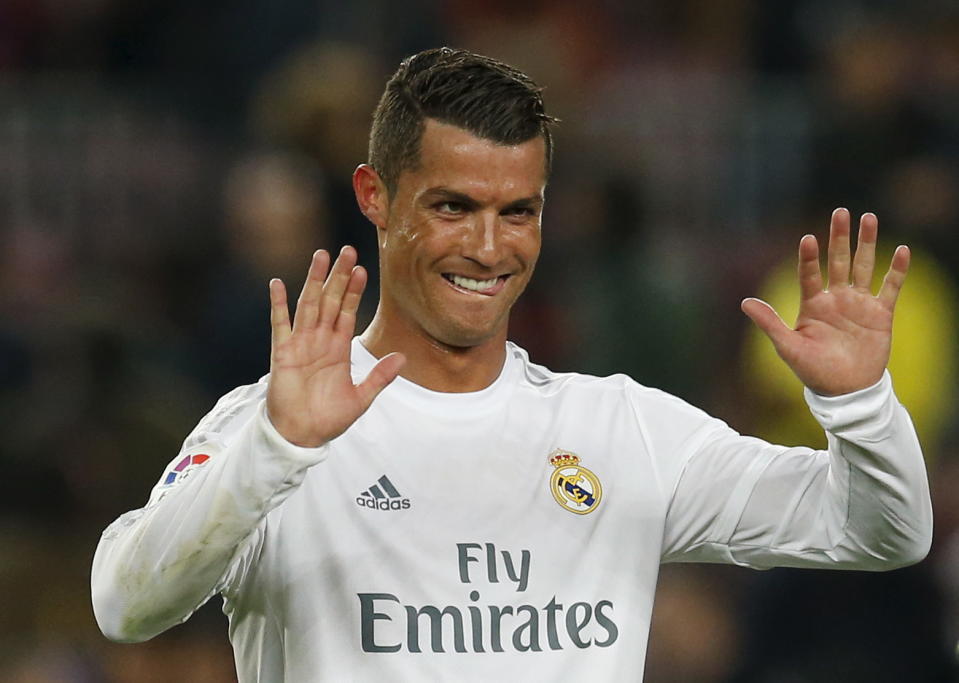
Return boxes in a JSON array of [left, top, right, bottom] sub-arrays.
[[2, 0, 959, 680]]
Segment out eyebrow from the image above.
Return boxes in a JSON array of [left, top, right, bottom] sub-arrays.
[[422, 188, 481, 210], [422, 187, 544, 211], [503, 195, 545, 212]]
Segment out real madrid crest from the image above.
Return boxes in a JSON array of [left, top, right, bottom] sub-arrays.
[[548, 449, 602, 515]]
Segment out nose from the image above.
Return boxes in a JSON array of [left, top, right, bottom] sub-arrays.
[[463, 211, 503, 268]]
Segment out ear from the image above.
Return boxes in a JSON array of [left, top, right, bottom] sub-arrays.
[[353, 164, 389, 230]]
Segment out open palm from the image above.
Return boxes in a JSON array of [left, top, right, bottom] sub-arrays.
[[266, 247, 405, 447], [742, 209, 910, 396]]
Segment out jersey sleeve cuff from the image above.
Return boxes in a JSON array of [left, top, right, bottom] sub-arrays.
[[803, 370, 896, 435], [256, 403, 330, 468]]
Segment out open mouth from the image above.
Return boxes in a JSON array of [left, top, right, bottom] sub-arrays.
[[442, 273, 509, 296]]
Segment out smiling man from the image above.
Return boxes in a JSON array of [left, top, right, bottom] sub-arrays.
[[356, 118, 545, 390], [92, 48, 932, 681]]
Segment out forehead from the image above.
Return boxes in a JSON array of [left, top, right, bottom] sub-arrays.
[[402, 119, 547, 199]]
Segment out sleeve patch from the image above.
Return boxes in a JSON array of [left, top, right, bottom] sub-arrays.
[[162, 453, 211, 486]]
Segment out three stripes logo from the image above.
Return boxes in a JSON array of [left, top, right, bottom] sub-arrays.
[[356, 475, 411, 511]]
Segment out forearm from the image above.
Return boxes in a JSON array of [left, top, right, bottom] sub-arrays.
[[802, 370, 932, 568], [660, 372, 932, 569], [719, 372, 931, 569], [91, 403, 328, 642]]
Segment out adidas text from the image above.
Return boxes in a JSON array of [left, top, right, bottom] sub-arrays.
[[357, 497, 412, 511]]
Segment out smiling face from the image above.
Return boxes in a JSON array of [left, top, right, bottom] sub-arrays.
[[366, 119, 546, 350]]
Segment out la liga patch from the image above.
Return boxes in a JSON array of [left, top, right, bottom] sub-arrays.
[[163, 453, 210, 486]]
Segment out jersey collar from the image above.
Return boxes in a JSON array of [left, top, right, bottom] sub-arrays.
[[350, 337, 518, 416]]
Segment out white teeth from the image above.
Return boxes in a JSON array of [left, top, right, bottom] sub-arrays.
[[449, 274, 499, 292]]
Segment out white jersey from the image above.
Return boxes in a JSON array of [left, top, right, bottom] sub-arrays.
[[92, 339, 932, 681]]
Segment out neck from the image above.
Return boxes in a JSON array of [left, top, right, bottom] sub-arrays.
[[360, 313, 507, 393]]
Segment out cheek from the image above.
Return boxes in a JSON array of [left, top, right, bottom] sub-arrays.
[[509, 224, 542, 263], [383, 220, 451, 284], [383, 219, 425, 273], [383, 215, 416, 249], [409, 220, 470, 259], [529, 226, 542, 254]]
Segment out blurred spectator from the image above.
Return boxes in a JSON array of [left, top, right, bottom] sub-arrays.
[[930, 426, 959, 659], [250, 41, 387, 285], [196, 150, 332, 394], [731, 564, 956, 682], [645, 565, 744, 683]]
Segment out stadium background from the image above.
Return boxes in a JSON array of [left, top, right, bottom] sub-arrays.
[[2, 0, 959, 680]]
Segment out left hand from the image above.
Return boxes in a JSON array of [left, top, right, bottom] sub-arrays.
[[741, 208, 910, 396]]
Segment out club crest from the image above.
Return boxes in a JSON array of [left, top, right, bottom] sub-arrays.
[[547, 449, 602, 515]]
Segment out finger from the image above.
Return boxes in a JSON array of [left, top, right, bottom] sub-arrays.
[[293, 250, 331, 333], [318, 246, 359, 328], [334, 266, 368, 336], [356, 352, 406, 410], [851, 212, 878, 290], [827, 207, 851, 289], [742, 297, 794, 352], [269, 278, 292, 351], [797, 234, 823, 301], [878, 245, 911, 310]]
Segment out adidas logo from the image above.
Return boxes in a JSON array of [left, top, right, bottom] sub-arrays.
[[356, 475, 411, 511]]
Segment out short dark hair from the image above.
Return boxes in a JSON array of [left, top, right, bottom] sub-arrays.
[[368, 47, 556, 195]]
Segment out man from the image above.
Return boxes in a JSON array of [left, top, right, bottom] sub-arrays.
[[92, 47, 932, 681]]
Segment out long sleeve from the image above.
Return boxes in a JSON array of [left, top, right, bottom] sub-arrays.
[[651, 371, 932, 569], [91, 382, 328, 642]]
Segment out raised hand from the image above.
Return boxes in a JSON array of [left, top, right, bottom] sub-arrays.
[[741, 208, 909, 396], [266, 247, 405, 447]]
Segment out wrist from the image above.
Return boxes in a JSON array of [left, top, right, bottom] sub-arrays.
[[806, 370, 886, 398], [264, 406, 328, 448]]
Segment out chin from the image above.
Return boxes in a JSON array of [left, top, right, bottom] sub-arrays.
[[428, 319, 505, 350]]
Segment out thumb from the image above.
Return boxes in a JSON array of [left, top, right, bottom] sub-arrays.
[[741, 298, 793, 352], [356, 352, 406, 410]]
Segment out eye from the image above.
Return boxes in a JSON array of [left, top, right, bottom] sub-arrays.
[[435, 201, 466, 215], [503, 206, 537, 219]]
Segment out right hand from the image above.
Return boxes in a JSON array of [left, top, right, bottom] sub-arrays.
[[266, 246, 405, 447]]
